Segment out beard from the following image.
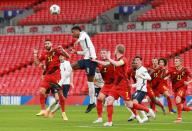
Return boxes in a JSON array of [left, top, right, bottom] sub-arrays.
[[45, 46, 51, 51]]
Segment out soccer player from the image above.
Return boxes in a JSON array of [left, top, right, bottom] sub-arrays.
[[147, 58, 166, 113], [128, 56, 152, 123], [92, 48, 115, 123], [104, 44, 155, 126], [33, 39, 69, 119], [157, 58, 176, 113], [165, 56, 192, 123], [70, 26, 97, 113], [44, 55, 73, 120]]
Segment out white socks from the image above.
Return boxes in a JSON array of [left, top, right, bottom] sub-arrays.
[[51, 103, 60, 113], [140, 111, 148, 119], [88, 82, 95, 104], [127, 107, 135, 118]]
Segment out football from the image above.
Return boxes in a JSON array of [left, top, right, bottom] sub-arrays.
[[50, 4, 60, 15]]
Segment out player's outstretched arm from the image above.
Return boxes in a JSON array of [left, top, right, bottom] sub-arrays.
[[33, 49, 40, 66], [92, 59, 110, 66], [106, 51, 124, 67], [58, 45, 70, 58]]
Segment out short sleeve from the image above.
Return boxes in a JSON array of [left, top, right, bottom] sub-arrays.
[[39, 51, 46, 61]]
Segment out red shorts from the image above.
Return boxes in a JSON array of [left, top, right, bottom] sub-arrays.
[[40, 70, 61, 89], [100, 84, 113, 96], [147, 83, 156, 99], [174, 87, 187, 103], [108, 80, 131, 101], [154, 82, 169, 97]]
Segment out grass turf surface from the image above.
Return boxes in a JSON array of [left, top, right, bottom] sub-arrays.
[[0, 105, 192, 131]]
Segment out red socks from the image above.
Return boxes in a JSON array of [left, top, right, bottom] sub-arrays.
[[176, 103, 182, 118], [133, 103, 149, 113], [107, 105, 113, 122], [167, 96, 173, 112], [96, 99, 103, 118], [183, 106, 192, 111], [131, 108, 138, 115], [155, 100, 164, 110], [150, 101, 156, 112], [59, 95, 65, 112], [40, 94, 46, 110]]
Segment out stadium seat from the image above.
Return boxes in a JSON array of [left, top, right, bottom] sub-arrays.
[[19, 0, 147, 25], [138, 0, 192, 21], [1, 30, 192, 95]]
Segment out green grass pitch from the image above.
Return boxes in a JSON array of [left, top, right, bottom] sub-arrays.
[[0, 105, 192, 131]]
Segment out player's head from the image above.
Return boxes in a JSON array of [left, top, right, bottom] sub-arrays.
[[134, 56, 142, 68], [100, 48, 108, 60], [152, 57, 158, 67], [131, 60, 137, 70], [96, 67, 100, 73], [115, 44, 125, 56], [174, 56, 183, 67], [44, 39, 52, 51], [59, 55, 65, 62], [71, 26, 81, 38], [158, 58, 167, 67]]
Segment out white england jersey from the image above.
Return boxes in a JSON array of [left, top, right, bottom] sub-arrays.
[[77, 31, 97, 59], [94, 72, 104, 88], [132, 66, 151, 92], [58, 60, 72, 85]]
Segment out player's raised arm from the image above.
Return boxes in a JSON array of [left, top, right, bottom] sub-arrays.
[[106, 51, 124, 67], [58, 45, 70, 58], [33, 48, 40, 66]]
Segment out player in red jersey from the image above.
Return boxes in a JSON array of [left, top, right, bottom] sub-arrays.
[[92, 48, 115, 123], [33, 39, 70, 120], [157, 58, 176, 113], [147, 58, 166, 113], [104, 44, 155, 126], [165, 56, 192, 123]]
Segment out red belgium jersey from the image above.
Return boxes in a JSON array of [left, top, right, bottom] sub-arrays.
[[168, 67, 191, 91], [39, 48, 62, 74], [98, 64, 115, 84]]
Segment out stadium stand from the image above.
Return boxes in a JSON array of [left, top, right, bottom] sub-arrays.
[[138, 0, 192, 21], [0, 0, 41, 10], [19, 0, 147, 25], [0, 30, 192, 95]]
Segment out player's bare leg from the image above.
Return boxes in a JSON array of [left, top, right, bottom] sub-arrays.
[[36, 87, 47, 116], [93, 93, 105, 123]]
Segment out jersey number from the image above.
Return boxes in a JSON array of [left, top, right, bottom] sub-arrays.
[[154, 73, 158, 77], [48, 56, 53, 62], [177, 75, 182, 80]]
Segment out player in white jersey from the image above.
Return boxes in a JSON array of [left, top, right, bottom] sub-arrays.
[[70, 26, 97, 113], [44, 55, 73, 120], [128, 56, 152, 123]]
